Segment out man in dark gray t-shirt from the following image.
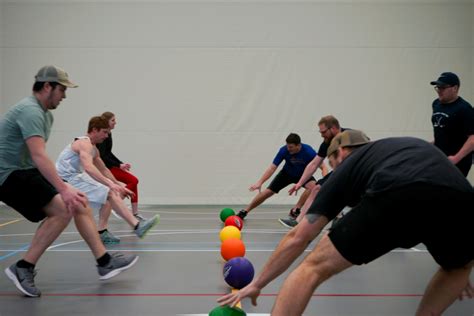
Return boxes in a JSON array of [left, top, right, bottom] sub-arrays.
[[219, 130, 473, 315]]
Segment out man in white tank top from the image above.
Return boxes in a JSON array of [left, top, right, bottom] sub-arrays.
[[57, 116, 159, 244]]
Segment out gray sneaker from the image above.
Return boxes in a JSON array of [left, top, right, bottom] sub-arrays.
[[5, 263, 41, 297], [98, 252, 139, 280], [100, 230, 121, 244], [278, 217, 298, 229], [134, 214, 159, 238]]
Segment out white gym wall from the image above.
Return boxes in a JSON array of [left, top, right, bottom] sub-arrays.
[[0, 0, 473, 204]]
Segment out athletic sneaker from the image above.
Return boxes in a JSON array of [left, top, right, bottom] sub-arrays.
[[134, 214, 159, 238], [278, 217, 298, 229], [237, 210, 248, 220], [5, 263, 41, 297], [133, 213, 146, 221], [288, 207, 301, 219], [98, 252, 139, 280], [100, 230, 121, 244]]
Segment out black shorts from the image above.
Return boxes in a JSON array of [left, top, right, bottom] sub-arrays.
[[328, 184, 474, 270], [267, 170, 316, 194], [0, 169, 57, 222], [316, 171, 332, 186]]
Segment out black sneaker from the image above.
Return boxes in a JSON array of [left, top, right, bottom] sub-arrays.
[[278, 218, 298, 229], [5, 263, 41, 297], [288, 207, 301, 219], [98, 252, 139, 280], [237, 210, 248, 220]]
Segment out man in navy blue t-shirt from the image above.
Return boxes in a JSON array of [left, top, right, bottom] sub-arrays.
[[430, 72, 474, 176], [237, 133, 319, 220], [280, 115, 347, 228]]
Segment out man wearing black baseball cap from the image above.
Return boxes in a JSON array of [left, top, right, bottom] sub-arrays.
[[430, 72, 474, 176]]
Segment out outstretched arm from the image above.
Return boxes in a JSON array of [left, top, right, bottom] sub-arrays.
[[249, 164, 277, 192], [289, 156, 324, 195], [75, 140, 125, 195], [217, 213, 329, 307], [93, 152, 134, 198]]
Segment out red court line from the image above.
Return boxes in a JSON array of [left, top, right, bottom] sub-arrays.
[[0, 293, 423, 297]]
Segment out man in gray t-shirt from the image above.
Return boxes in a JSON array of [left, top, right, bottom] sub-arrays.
[[0, 96, 53, 184], [0, 65, 138, 297]]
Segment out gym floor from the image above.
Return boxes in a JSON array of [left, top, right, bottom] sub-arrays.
[[0, 205, 472, 316]]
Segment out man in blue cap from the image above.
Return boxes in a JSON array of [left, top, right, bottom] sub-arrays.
[[430, 72, 474, 176]]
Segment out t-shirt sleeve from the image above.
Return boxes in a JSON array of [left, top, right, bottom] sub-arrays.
[[17, 108, 46, 140], [317, 142, 328, 158], [306, 174, 347, 220], [272, 146, 286, 166]]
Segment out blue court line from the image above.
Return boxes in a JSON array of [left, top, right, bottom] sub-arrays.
[[0, 243, 30, 262]]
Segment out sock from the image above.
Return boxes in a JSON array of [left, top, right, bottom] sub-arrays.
[[294, 208, 301, 216], [134, 222, 139, 230], [98, 229, 108, 234], [16, 259, 35, 269], [96, 253, 112, 267]]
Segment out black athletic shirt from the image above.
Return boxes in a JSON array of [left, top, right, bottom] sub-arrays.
[[317, 127, 348, 158], [308, 137, 473, 219], [96, 133, 123, 168], [432, 97, 474, 176]]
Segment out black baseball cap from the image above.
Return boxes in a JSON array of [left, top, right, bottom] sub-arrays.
[[430, 72, 460, 87]]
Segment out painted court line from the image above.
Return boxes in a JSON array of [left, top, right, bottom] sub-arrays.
[[0, 248, 428, 254], [0, 219, 22, 227], [0, 293, 424, 297], [0, 243, 30, 261], [0, 228, 289, 238]]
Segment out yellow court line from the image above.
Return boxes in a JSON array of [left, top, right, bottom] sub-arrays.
[[0, 219, 22, 227]]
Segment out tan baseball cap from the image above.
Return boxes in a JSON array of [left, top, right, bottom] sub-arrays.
[[35, 65, 78, 88], [327, 129, 370, 157]]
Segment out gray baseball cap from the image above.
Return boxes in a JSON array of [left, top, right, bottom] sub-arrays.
[[327, 130, 370, 157], [35, 65, 78, 88]]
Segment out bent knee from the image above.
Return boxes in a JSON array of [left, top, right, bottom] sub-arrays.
[[300, 257, 338, 283], [303, 235, 353, 279], [44, 195, 73, 220], [72, 204, 93, 217], [311, 185, 321, 194], [107, 190, 120, 199]]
